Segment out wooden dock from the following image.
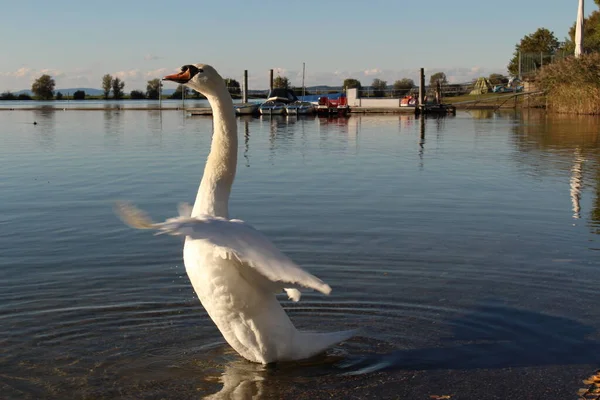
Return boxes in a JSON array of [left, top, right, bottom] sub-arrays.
[[187, 105, 456, 116], [187, 107, 213, 115]]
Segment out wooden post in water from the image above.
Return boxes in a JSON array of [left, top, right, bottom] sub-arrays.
[[418, 68, 425, 107], [158, 80, 162, 110], [243, 70, 248, 103], [269, 69, 274, 91]]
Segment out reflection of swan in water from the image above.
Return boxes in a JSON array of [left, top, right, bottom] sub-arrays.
[[119, 63, 354, 364], [570, 147, 585, 219], [203, 360, 268, 400]]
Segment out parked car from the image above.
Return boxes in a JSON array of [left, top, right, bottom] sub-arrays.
[[492, 85, 524, 93]]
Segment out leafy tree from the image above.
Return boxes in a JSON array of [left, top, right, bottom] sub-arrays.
[[564, 7, 600, 54], [169, 84, 190, 99], [72, 90, 85, 100], [224, 78, 241, 97], [273, 76, 290, 89], [55, 91, 63, 100], [146, 78, 161, 99], [507, 28, 560, 76], [488, 73, 508, 85], [393, 78, 414, 96], [130, 90, 145, 99], [102, 74, 112, 99], [112, 77, 125, 100], [31, 74, 55, 100], [17, 93, 32, 100], [0, 91, 16, 100], [371, 78, 387, 97], [429, 72, 447, 87], [343, 78, 362, 90]]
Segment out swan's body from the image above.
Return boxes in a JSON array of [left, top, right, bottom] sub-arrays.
[[118, 64, 353, 364]]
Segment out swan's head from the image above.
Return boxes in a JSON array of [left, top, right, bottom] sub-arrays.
[[163, 63, 225, 97]]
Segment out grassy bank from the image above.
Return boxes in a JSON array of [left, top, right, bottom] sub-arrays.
[[538, 53, 600, 115]]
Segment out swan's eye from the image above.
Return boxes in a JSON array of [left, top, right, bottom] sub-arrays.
[[198, 68, 204, 73]]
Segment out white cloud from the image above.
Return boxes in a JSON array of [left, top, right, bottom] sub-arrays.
[[144, 54, 162, 61], [145, 68, 169, 78], [363, 68, 382, 76], [14, 67, 32, 78], [114, 69, 141, 79]]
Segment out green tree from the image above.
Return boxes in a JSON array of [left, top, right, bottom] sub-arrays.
[[429, 72, 447, 87], [507, 28, 560, 76], [564, 7, 600, 54], [169, 84, 189, 99], [488, 73, 508, 85], [146, 78, 161, 99], [72, 90, 85, 100], [130, 90, 145, 99], [393, 78, 414, 96], [273, 76, 290, 89], [102, 74, 112, 99], [343, 78, 362, 90], [224, 78, 241, 97], [371, 78, 387, 97], [55, 91, 63, 100], [17, 93, 32, 100], [112, 77, 125, 100], [31, 74, 56, 100], [0, 91, 16, 100]]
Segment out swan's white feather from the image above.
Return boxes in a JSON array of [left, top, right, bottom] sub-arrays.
[[116, 202, 331, 297]]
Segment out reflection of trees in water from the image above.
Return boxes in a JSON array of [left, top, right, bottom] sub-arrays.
[[32, 107, 56, 149], [103, 109, 124, 148], [512, 111, 600, 232]]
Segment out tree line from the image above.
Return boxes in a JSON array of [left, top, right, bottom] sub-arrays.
[[1, 75, 243, 100]]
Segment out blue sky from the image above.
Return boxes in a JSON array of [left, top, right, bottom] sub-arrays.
[[0, 0, 584, 91]]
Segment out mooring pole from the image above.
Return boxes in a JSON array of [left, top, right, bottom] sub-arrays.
[[269, 69, 274, 91], [243, 70, 248, 103], [418, 68, 425, 106]]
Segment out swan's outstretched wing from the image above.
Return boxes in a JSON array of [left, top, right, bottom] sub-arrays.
[[115, 202, 332, 299]]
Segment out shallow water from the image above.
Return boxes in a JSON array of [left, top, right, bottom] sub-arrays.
[[1, 109, 599, 399]]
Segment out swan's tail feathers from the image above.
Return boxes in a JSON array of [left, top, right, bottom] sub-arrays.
[[294, 329, 358, 359], [114, 201, 157, 230]]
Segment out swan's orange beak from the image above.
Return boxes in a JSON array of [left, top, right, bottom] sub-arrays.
[[163, 69, 191, 84]]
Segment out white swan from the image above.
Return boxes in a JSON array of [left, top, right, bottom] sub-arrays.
[[119, 64, 353, 364]]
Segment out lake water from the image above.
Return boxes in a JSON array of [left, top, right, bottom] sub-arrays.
[[1, 108, 599, 399]]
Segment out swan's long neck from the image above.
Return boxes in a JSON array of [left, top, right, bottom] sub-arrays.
[[192, 85, 237, 218]]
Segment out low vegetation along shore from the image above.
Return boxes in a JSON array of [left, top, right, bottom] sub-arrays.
[[537, 53, 600, 115]]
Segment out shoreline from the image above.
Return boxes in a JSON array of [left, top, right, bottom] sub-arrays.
[[0, 104, 521, 113]]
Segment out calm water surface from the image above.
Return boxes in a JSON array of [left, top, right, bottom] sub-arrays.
[[1, 109, 599, 399]]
